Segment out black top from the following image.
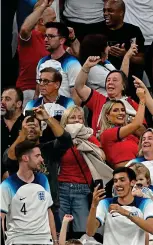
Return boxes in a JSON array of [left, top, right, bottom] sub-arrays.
[[1, 114, 24, 177], [100, 21, 145, 69]]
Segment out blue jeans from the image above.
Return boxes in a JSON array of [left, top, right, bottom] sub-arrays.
[[59, 182, 90, 232]]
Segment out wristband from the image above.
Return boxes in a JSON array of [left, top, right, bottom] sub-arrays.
[[69, 36, 77, 43], [82, 67, 89, 74], [139, 101, 145, 106], [53, 240, 58, 243]]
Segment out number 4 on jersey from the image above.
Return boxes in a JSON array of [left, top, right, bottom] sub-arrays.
[[20, 203, 27, 215]]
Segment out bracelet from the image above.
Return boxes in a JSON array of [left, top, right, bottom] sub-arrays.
[[139, 101, 145, 106], [53, 240, 58, 243], [69, 36, 77, 43], [82, 67, 89, 74]]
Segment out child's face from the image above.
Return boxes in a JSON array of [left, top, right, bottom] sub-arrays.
[[136, 174, 149, 188]]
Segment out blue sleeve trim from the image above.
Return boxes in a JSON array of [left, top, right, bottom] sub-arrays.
[[96, 217, 103, 227]]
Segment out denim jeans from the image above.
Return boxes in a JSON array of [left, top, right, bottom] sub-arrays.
[[59, 182, 90, 232]]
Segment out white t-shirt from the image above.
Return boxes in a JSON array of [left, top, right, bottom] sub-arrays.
[[87, 61, 116, 96], [0, 173, 53, 245], [63, 0, 104, 24], [124, 0, 153, 45], [37, 52, 81, 98], [96, 196, 153, 245]]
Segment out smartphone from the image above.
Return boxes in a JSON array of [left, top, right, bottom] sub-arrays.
[[94, 179, 103, 190], [107, 41, 119, 47], [94, 179, 105, 198], [25, 110, 35, 118]]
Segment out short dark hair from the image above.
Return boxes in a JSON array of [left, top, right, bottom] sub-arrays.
[[40, 67, 62, 85], [105, 70, 128, 96], [113, 167, 136, 181], [66, 239, 82, 245], [79, 34, 108, 65], [105, 0, 125, 14], [2, 86, 23, 106], [15, 140, 39, 161], [45, 22, 69, 42]]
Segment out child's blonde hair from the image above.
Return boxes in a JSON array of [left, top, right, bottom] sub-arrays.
[[66, 239, 82, 245], [131, 163, 151, 185]]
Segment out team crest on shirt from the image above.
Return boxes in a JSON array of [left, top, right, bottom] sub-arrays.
[[37, 191, 45, 201]]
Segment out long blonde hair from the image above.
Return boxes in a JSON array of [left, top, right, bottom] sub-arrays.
[[60, 105, 85, 128], [100, 99, 126, 133], [138, 128, 153, 157]]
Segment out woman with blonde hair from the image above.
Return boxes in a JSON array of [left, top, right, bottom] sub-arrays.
[[126, 128, 153, 184], [58, 105, 112, 240], [99, 87, 146, 169]]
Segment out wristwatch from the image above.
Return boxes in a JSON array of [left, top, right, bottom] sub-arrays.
[[128, 212, 136, 218]]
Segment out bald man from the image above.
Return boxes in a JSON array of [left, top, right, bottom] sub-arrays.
[[16, 0, 56, 108], [100, 0, 145, 101]]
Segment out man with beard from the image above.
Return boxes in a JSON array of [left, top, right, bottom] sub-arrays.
[[6, 106, 73, 233], [0, 140, 58, 245], [1, 87, 24, 180]]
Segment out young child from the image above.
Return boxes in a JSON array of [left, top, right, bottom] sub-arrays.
[[131, 163, 153, 200], [59, 214, 83, 245]]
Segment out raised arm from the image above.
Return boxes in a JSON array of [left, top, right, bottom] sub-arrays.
[[86, 185, 106, 236], [134, 76, 153, 115], [120, 43, 138, 77], [67, 27, 80, 58], [75, 56, 101, 101], [119, 87, 146, 139], [59, 215, 74, 245], [20, 0, 53, 40], [8, 116, 32, 160], [34, 105, 64, 137]]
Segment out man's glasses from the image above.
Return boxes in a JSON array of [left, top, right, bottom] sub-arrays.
[[36, 78, 55, 85], [44, 34, 61, 40]]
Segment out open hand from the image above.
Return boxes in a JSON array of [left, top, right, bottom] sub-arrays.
[[109, 43, 126, 57]]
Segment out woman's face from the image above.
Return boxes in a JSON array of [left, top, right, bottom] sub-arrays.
[[106, 72, 124, 99], [106, 103, 126, 125], [141, 131, 153, 155], [67, 109, 84, 125]]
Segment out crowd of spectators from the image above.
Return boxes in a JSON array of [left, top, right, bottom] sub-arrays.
[[1, 0, 153, 245]]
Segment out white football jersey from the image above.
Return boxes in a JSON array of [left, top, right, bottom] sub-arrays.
[[96, 196, 153, 245], [0, 173, 53, 245]]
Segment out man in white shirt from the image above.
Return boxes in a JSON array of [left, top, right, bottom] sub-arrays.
[[86, 167, 153, 245], [0, 140, 58, 245]]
